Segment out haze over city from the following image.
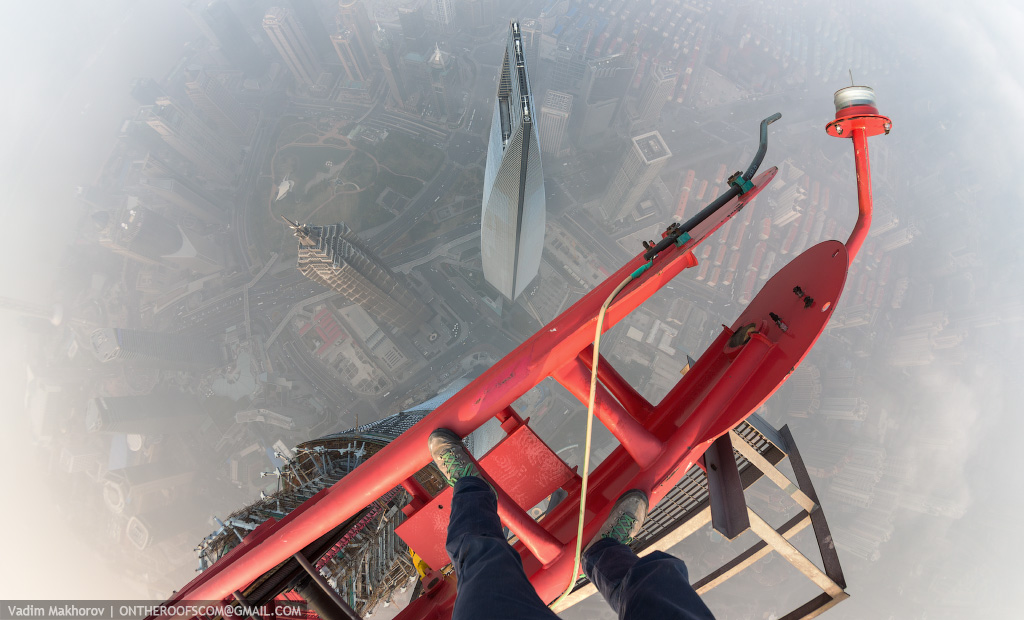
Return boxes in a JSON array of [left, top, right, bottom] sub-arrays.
[[1, 0, 1022, 618]]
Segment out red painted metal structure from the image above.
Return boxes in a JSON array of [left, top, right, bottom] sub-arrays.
[[152, 87, 888, 620], [826, 86, 892, 262]]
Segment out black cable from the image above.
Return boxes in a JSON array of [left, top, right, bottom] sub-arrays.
[[643, 113, 781, 261]]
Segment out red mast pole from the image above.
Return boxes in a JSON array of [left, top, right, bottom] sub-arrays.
[[825, 85, 891, 264]]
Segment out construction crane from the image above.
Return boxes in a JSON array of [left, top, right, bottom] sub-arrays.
[[149, 85, 890, 620]]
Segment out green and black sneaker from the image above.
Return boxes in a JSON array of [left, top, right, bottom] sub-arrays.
[[588, 490, 649, 550], [428, 428, 483, 487]]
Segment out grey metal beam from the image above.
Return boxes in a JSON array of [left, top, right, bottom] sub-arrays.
[[231, 590, 263, 620], [777, 591, 849, 620], [704, 433, 750, 540], [553, 419, 844, 617], [747, 508, 844, 597], [743, 411, 791, 453], [293, 553, 362, 620], [729, 430, 816, 512], [780, 425, 848, 590], [694, 511, 811, 594]]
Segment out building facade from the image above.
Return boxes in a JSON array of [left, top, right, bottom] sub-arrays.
[[576, 52, 637, 146], [519, 19, 541, 67], [373, 26, 408, 108], [398, 6, 428, 53], [631, 62, 678, 131], [134, 176, 228, 225], [432, 0, 455, 32], [600, 131, 672, 222], [333, 0, 378, 83], [183, 68, 254, 141], [461, 0, 495, 30], [289, 0, 334, 59], [481, 21, 546, 301], [187, 0, 268, 77], [427, 46, 459, 120], [140, 98, 240, 185], [287, 219, 430, 332], [263, 6, 322, 88], [550, 32, 589, 90], [539, 90, 572, 156]]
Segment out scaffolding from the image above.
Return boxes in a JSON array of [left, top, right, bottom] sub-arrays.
[[552, 413, 848, 618], [197, 411, 448, 616]]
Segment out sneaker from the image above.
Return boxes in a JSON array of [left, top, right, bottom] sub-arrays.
[[588, 490, 649, 550], [428, 428, 482, 486]]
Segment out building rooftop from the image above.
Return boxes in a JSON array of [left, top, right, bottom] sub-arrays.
[[633, 131, 672, 164], [543, 90, 573, 113], [263, 6, 288, 22]]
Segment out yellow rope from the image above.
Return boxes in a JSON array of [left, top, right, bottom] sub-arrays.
[[550, 272, 638, 609]]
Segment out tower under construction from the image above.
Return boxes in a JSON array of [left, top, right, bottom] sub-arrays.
[[196, 409, 450, 616]]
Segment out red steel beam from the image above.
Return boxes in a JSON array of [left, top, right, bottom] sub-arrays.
[[578, 344, 654, 419]]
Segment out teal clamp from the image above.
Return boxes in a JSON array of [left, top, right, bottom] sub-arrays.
[[728, 173, 754, 195], [674, 231, 692, 247], [631, 260, 655, 279]]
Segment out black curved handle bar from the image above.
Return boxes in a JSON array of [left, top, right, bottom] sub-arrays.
[[643, 113, 781, 261]]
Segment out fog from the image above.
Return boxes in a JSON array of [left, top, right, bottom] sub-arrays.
[[1, 0, 1021, 617]]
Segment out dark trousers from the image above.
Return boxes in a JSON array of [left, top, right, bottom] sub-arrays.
[[445, 477, 715, 620]]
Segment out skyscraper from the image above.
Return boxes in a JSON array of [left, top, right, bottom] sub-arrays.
[[129, 77, 166, 106], [331, 32, 369, 82], [462, 0, 496, 30], [427, 45, 459, 120], [134, 175, 228, 225], [187, 0, 268, 77], [289, 0, 334, 60], [139, 97, 241, 184], [196, 408, 450, 616], [432, 0, 455, 33], [481, 21, 546, 302], [183, 68, 254, 141], [373, 26, 408, 107], [89, 327, 224, 367], [398, 6, 428, 54], [333, 0, 378, 83], [539, 90, 572, 156], [600, 131, 672, 222], [519, 19, 541, 67], [286, 219, 430, 333], [576, 53, 637, 146], [631, 62, 678, 131], [263, 6, 323, 88], [551, 32, 589, 90]]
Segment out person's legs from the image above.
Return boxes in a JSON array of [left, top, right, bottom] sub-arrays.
[[581, 490, 715, 620], [430, 429, 558, 620], [446, 477, 560, 620], [582, 538, 715, 620]]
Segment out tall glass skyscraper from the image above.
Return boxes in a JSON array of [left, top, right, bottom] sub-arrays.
[[481, 21, 546, 301]]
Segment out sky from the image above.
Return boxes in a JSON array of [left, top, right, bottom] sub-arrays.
[[0, 0, 199, 598], [1, 0, 1023, 616]]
